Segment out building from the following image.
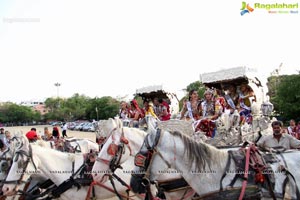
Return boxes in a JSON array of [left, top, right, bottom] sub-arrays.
[[20, 101, 48, 115]]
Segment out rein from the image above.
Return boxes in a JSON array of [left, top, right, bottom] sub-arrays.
[[133, 129, 164, 200], [94, 127, 133, 199], [3, 144, 37, 193]]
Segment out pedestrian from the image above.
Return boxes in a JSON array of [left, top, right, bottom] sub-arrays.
[[0, 127, 5, 142], [3, 130, 11, 147], [62, 123, 68, 138]]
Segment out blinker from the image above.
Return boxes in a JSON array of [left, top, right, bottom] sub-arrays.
[[120, 137, 129, 144], [107, 143, 118, 156]]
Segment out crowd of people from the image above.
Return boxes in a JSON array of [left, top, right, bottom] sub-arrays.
[[117, 83, 257, 133], [0, 123, 69, 147], [178, 83, 255, 137], [118, 97, 171, 128]]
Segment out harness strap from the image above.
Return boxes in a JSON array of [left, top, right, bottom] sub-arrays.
[[238, 144, 251, 200], [193, 185, 261, 200], [72, 161, 75, 175], [26, 178, 54, 196], [112, 173, 131, 190], [278, 152, 300, 199], [229, 174, 241, 187], [282, 168, 300, 200], [263, 171, 276, 200], [85, 181, 137, 200], [51, 177, 79, 198], [219, 152, 232, 191], [109, 175, 123, 200], [157, 178, 190, 192]]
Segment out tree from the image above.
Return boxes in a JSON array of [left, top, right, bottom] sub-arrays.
[[0, 102, 38, 124], [179, 81, 206, 109], [267, 75, 282, 111], [86, 96, 119, 120], [271, 74, 300, 122]]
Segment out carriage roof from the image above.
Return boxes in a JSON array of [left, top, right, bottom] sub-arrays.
[[200, 66, 263, 89], [135, 85, 178, 101]]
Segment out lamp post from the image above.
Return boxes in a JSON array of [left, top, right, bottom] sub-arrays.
[[54, 82, 61, 98], [54, 82, 61, 111], [95, 106, 99, 121]]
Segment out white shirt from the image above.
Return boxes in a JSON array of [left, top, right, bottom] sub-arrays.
[[3, 137, 10, 147], [62, 124, 68, 131]]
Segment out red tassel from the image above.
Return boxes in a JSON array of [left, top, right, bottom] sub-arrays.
[[255, 171, 265, 183]]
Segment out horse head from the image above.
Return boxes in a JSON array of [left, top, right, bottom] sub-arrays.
[[95, 118, 118, 146], [142, 115, 158, 134], [130, 128, 166, 194], [2, 135, 38, 196], [92, 127, 147, 183]]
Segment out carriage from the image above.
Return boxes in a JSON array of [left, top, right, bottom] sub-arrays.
[[200, 66, 267, 109], [198, 66, 274, 146], [135, 84, 182, 119]]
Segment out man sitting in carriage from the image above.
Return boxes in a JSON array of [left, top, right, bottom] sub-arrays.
[[195, 89, 222, 137]]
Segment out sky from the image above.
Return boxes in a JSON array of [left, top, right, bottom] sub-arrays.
[[0, 0, 299, 103]]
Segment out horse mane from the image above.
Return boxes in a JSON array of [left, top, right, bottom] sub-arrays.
[[114, 117, 123, 129], [168, 131, 222, 172]]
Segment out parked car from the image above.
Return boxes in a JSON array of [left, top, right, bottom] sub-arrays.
[[82, 123, 95, 132]]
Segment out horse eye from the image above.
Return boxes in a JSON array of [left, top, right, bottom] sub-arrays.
[[1, 162, 9, 171]]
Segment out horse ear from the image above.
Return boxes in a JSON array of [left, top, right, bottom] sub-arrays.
[[115, 117, 123, 129]]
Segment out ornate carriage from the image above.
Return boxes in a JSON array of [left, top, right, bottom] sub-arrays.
[[135, 85, 182, 118], [199, 66, 274, 146]]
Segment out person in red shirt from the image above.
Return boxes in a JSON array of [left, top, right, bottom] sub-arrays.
[[26, 128, 38, 142], [159, 98, 171, 121], [52, 126, 60, 138]]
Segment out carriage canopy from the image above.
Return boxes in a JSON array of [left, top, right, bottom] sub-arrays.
[[135, 85, 180, 118], [200, 66, 267, 107]]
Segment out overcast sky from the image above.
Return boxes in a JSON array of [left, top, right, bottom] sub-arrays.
[[0, 0, 299, 103]]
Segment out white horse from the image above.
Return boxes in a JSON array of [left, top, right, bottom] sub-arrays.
[[92, 126, 148, 183], [2, 135, 142, 200], [40, 138, 99, 154], [95, 118, 120, 138], [131, 128, 300, 200], [92, 124, 196, 200], [0, 135, 50, 200]]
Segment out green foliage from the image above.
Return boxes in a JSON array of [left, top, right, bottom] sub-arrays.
[[0, 102, 37, 123], [186, 81, 206, 98], [44, 94, 90, 121], [271, 74, 300, 121], [179, 81, 206, 109], [266, 76, 283, 111], [89, 96, 120, 120]]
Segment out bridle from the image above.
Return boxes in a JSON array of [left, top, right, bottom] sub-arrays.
[[133, 129, 163, 185], [93, 128, 134, 199], [96, 128, 132, 173], [0, 136, 22, 181], [2, 143, 37, 194], [0, 147, 12, 176]]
